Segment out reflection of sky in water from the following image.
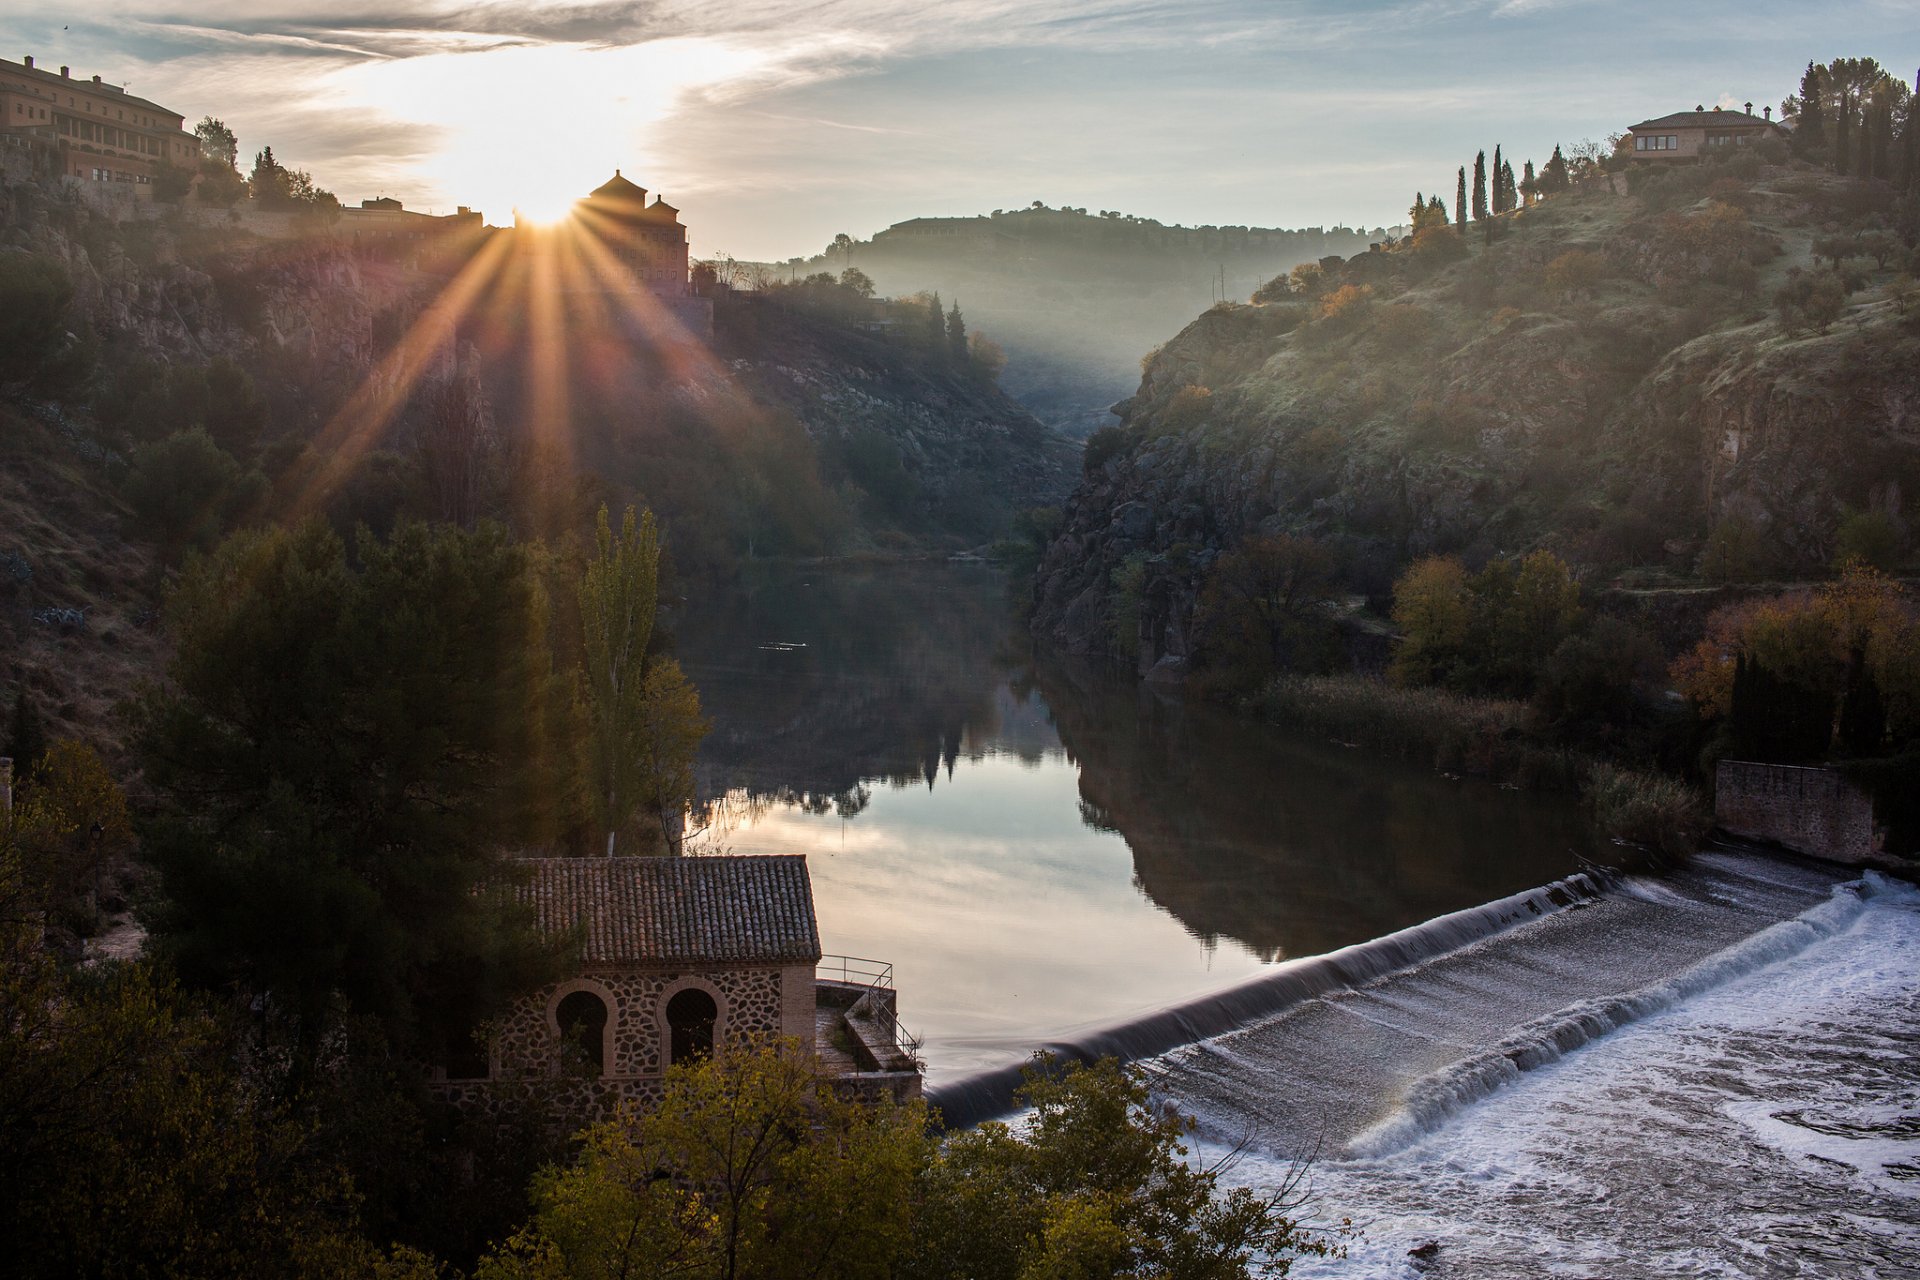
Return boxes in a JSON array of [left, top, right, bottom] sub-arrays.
[[715, 746, 1273, 1083]]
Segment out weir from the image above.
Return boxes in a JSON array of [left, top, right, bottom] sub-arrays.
[[925, 869, 1607, 1130]]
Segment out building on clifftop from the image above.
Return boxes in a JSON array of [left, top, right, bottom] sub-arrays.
[[0, 53, 196, 195], [1627, 104, 1785, 161], [432, 854, 921, 1128]]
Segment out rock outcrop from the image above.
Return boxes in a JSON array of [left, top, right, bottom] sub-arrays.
[[1032, 164, 1920, 665]]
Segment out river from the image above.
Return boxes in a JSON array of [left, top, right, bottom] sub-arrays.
[[676, 562, 1920, 1275], [675, 562, 1596, 1084]]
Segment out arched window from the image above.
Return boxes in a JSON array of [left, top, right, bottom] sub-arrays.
[[666, 987, 717, 1064], [556, 990, 609, 1076]]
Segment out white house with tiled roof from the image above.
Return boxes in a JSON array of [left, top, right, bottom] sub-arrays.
[[434, 854, 919, 1125]]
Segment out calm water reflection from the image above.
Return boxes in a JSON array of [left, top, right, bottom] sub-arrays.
[[674, 564, 1596, 1082]]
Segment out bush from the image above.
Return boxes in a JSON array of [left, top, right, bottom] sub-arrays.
[[1082, 425, 1128, 475], [0, 254, 79, 386], [1773, 268, 1847, 332], [1834, 509, 1905, 571], [1585, 763, 1708, 857]]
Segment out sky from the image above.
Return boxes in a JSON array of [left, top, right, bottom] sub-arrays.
[[2, 1, 1916, 260]]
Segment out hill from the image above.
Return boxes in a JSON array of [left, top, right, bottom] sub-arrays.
[[795, 205, 1393, 438], [1029, 153, 1920, 665]]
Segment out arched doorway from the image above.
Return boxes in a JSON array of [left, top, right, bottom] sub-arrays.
[[666, 987, 718, 1064], [556, 990, 609, 1076]]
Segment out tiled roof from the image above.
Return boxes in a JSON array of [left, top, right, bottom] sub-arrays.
[[510, 855, 821, 966], [1630, 110, 1778, 131]]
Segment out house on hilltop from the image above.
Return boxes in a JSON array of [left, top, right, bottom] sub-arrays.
[[432, 854, 920, 1127], [1628, 104, 1785, 160]]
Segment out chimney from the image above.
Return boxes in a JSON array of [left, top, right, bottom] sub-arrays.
[[1, 757, 12, 829], [91, 74, 100, 84], [1744, 101, 1753, 116], [22, 55, 32, 69], [1765, 106, 1773, 121], [60, 65, 69, 78]]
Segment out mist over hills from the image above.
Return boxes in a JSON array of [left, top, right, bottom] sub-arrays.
[[786, 205, 1396, 438]]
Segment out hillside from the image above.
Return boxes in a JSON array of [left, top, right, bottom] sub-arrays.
[[0, 170, 1072, 750], [1030, 156, 1920, 666], [799, 206, 1390, 438]]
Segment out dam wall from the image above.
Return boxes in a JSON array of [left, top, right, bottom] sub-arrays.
[[1714, 760, 1877, 862]]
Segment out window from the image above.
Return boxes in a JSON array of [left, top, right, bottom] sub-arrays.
[[556, 989, 609, 1075], [667, 988, 717, 1064]]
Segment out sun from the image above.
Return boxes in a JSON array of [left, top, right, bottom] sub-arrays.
[[326, 37, 777, 224]]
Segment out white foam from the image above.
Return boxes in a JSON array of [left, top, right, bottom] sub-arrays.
[[1343, 877, 1880, 1160]]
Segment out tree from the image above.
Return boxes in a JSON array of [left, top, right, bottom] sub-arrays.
[[1520, 159, 1537, 206], [484, 1047, 1341, 1280], [1389, 556, 1472, 687], [633, 659, 708, 853], [912, 1056, 1340, 1280], [131, 519, 571, 1066], [1194, 535, 1343, 692], [947, 300, 969, 366], [925, 291, 947, 361], [250, 146, 291, 206], [152, 159, 194, 203], [1409, 194, 1448, 236], [1492, 146, 1507, 214], [1793, 62, 1826, 156], [481, 1038, 927, 1280], [1455, 166, 1467, 232], [968, 331, 1007, 382], [1472, 150, 1489, 222], [122, 428, 268, 553], [1539, 145, 1570, 195], [4, 689, 46, 783], [579, 504, 660, 856], [839, 266, 875, 298], [830, 232, 855, 267], [4, 741, 135, 932], [194, 116, 238, 168]]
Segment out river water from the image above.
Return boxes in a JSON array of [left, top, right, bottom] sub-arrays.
[[676, 562, 1920, 1273], [675, 563, 1595, 1082]]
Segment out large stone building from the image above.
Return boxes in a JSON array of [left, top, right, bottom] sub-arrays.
[[433, 854, 920, 1126], [1627, 105, 1784, 161], [573, 170, 691, 293], [0, 54, 196, 194]]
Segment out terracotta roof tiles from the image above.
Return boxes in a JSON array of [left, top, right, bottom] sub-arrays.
[[511, 855, 821, 966]]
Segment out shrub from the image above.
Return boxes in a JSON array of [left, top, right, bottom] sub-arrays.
[[1544, 249, 1607, 298], [1774, 268, 1848, 332], [1162, 384, 1213, 429], [0, 254, 79, 386], [1834, 510, 1905, 571], [1586, 763, 1708, 856], [1082, 425, 1128, 475]]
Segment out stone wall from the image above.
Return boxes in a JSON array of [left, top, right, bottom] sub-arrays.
[[1714, 760, 1877, 861]]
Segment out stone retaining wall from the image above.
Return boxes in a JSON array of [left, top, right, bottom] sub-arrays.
[[1714, 759, 1877, 861]]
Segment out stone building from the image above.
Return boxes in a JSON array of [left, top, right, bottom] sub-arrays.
[[433, 854, 920, 1126], [0, 54, 196, 195], [573, 170, 692, 293], [1627, 105, 1784, 161]]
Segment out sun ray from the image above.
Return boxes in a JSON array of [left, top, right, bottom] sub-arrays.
[[289, 227, 514, 518]]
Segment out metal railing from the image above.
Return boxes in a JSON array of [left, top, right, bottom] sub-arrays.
[[819, 954, 923, 1068]]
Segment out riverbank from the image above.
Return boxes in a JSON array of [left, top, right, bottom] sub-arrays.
[[1242, 673, 1708, 857]]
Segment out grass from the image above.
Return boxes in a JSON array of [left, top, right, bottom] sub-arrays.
[[1247, 673, 1710, 855]]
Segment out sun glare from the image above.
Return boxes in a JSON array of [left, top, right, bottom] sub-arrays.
[[328, 37, 778, 223]]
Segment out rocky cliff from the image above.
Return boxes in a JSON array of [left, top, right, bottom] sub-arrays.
[[1032, 162, 1920, 668]]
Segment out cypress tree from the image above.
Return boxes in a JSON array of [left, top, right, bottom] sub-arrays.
[[926, 291, 946, 361], [1858, 108, 1876, 179], [1472, 151, 1488, 222], [1541, 145, 1569, 195], [1501, 160, 1517, 212], [947, 300, 968, 366], [1492, 146, 1506, 214], [1521, 159, 1536, 206], [5, 688, 46, 782], [1455, 167, 1467, 231], [1835, 84, 1852, 175], [1838, 648, 1887, 757], [1794, 62, 1826, 157], [1871, 98, 1894, 180]]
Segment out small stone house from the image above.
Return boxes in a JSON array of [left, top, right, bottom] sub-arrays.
[[1628, 105, 1784, 161], [434, 854, 920, 1125]]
